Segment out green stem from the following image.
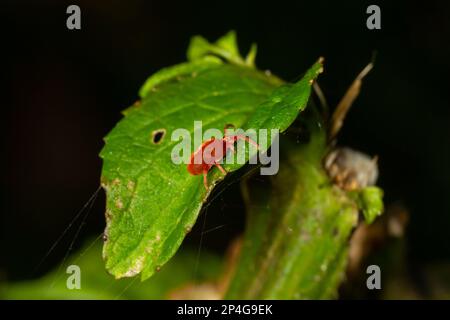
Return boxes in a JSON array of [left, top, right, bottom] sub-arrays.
[[225, 107, 361, 299]]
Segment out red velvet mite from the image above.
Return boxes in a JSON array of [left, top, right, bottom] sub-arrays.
[[187, 133, 258, 189]]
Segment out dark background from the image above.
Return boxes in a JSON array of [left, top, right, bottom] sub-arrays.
[[2, 0, 450, 293]]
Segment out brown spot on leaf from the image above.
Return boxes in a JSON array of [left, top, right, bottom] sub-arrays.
[[105, 209, 113, 220], [127, 180, 135, 191], [115, 199, 124, 209], [100, 177, 109, 189]]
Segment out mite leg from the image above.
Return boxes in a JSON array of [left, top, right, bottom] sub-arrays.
[[214, 162, 227, 175], [203, 170, 209, 190]]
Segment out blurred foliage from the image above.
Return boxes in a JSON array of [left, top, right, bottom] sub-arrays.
[[0, 239, 223, 300]]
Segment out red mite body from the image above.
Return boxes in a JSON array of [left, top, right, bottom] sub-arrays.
[[187, 134, 258, 189]]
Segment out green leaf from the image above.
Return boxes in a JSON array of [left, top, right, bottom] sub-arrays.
[[187, 31, 253, 67], [138, 57, 222, 99], [0, 241, 222, 300], [225, 107, 360, 299], [245, 44, 258, 67], [356, 186, 384, 224], [100, 33, 323, 281]]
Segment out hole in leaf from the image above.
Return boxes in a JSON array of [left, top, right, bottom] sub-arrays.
[[152, 129, 166, 144]]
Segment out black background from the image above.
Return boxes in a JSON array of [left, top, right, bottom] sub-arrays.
[[2, 0, 450, 291]]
